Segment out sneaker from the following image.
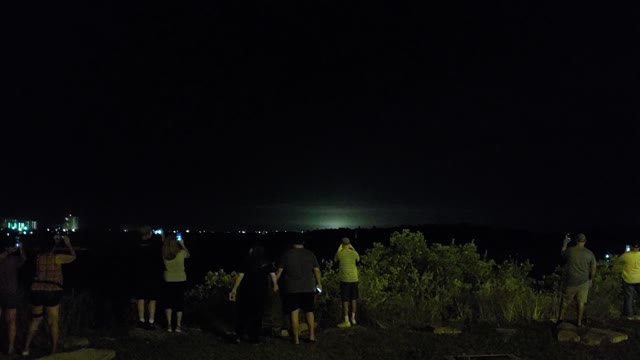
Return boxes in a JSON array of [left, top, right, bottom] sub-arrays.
[[351, 318, 357, 325], [337, 321, 351, 328], [145, 322, 157, 330]]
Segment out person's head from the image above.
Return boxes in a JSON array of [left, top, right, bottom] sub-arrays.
[[139, 225, 153, 241], [292, 237, 305, 248], [632, 242, 640, 252], [162, 234, 181, 260], [575, 233, 587, 246]]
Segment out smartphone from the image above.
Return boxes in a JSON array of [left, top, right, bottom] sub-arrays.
[[176, 232, 183, 242], [626, 245, 631, 252]]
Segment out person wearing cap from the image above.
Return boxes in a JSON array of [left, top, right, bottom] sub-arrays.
[[559, 233, 596, 326], [619, 242, 640, 319], [334, 237, 360, 328]]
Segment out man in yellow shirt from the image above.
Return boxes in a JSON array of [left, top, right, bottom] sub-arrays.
[[335, 237, 360, 328], [620, 241, 640, 319]]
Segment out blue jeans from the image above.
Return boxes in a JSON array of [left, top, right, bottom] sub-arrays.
[[622, 282, 640, 317]]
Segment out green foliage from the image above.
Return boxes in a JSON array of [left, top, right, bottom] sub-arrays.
[[185, 270, 238, 329], [185, 230, 630, 329]]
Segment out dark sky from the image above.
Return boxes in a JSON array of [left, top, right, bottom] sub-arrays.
[[4, 2, 639, 230]]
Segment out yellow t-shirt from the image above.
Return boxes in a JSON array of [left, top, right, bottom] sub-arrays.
[[621, 251, 640, 284], [163, 250, 187, 282]]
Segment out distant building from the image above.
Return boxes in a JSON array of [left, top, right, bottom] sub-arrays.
[[62, 214, 79, 232], [2, 219, 38, 231]]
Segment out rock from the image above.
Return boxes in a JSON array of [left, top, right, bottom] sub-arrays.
[[433, 326, 462, 335], [557, 330, 580, 343], [61, 337, 90, 350], [36, 348, 116, 360], [585, 328, 628, 344], [556, 323, 580, 343], [580, 331, 602, 346]]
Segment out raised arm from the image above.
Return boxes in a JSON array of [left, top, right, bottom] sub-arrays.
[[270, 272, 278, 292], [229, 273, 245, 301], [56, 236, 76, 264], [179, 239, 191, 259], [561, 234, 571, 255]]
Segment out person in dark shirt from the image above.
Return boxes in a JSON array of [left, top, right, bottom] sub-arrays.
[[0, 238, 26, 355], [229, 245, 278, 344], [559, 233, 596, 327], [276, 239, 322, 344], [133, 225, 164, 330]]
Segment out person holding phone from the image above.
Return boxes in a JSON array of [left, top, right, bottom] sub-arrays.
[[0, 237, 26, 355], [559, 233, 596, 327], [23, 234, 76, 356], [133, 226, 164, 330], [334, 237, 360, 328], [162, 233, 190, 332]]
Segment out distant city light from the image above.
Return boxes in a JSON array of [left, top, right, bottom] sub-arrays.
[[47, 228, 50, 231], [186, 229, 190, 233]]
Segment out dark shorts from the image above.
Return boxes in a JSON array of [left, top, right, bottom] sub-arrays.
[[31, 291, 64, 307], [163, 281, 186, 311], [133, 277, 162, 301], [340, 282, 359, 302], [283, 292, 315, 313], [0, 293, 18, 309]]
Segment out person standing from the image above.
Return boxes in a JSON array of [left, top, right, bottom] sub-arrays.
[[229, 245, 278, 344], [23, 234, 76, 356], [132, 226, 164, 330], [335, 237, 360, 328], [276, 239, 322, 344], [620, 241, 640, 319], [162, 233, 190, 332], [0, 237, 26, 355], [559, 233, 596, 327]]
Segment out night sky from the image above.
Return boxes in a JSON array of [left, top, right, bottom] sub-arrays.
[[4, 2, 639, 231]]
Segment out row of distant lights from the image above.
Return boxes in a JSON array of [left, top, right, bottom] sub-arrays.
[[118, 229, 295, 234]]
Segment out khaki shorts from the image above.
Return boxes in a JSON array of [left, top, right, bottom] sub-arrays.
[[563, 281, 590, 305]]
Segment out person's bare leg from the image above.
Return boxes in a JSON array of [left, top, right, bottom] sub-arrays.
[[137, 299, 145, 322], [165, 309, 172, 330], [577, 303, 585, 326], [342, 301, 349, 321], [176, 312, 183, 330], [24, 306, 44, 355], [306, 311, 316, 341], [6, 308, 17, 354], [46, 305, 60, 354], [290, 310, 300, 344], [148, 300, 157, 323], [351, 300, 357, 324]]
